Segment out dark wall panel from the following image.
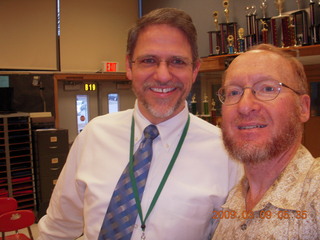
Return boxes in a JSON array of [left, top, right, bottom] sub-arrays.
[[1, 74, 55, 116]]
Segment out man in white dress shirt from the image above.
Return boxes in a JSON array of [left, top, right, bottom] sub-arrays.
[[38, 8, 242, 240]]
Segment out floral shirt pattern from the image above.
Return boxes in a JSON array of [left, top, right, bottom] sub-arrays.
[[212, 145, 320, 240]]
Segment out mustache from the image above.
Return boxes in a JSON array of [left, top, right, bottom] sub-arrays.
[[143, 80, 184, 89], [222, 115, 267, 127], [234, 113, 267, 122]]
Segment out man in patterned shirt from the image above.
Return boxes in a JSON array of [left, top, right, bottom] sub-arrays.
[[212, 44, 320, 239]]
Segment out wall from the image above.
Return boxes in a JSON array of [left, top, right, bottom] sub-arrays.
[[0, 0, 57, 70], [143, 0, 310, 58], [60, 0, 138, 72]]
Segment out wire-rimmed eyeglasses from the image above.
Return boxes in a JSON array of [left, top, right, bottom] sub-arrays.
[[130, 55, 194, 71], [217, 79, 302, 105]]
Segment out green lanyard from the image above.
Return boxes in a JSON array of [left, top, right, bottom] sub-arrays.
[[129, 114, 190, 236]]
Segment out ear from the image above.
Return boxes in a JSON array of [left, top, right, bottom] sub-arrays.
[[125, 55, 133, 80], [298, 94, 310, 123], [192, 60, 201, 84]]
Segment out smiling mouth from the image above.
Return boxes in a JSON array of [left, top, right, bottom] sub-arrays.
[[238, 125, 267, 130], [150, 87, 176, 93]]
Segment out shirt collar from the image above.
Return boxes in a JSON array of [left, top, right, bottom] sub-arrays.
[[222, 145, 315, 212], [133, 100, 189, 151]]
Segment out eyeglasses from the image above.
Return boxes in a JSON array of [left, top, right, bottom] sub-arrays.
[[130, 55, 193, 71], [217, 79, 302, 105]]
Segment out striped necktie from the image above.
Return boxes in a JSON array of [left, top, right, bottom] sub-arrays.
[[98, 124, 159, 240]]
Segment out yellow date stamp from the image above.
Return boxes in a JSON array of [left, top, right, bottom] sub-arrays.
[[212, 210, 308, 220]]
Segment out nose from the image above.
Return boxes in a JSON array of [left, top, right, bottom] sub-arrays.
[[153, 61, 173, 82], [237, 88, 260, 115]]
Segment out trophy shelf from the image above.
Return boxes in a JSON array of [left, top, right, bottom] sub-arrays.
[[199, 45, 320, 72]]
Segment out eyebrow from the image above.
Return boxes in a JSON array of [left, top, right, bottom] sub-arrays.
[[135, 54, 190, 59], [225, 78, 280, 88]]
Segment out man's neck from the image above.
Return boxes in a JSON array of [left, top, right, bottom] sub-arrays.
[[244, 143, 300, 211]]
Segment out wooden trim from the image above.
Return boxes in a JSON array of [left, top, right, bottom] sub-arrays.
[[53, 75, 59, 128], [305, 64, 320, 82], [54, 72, 128, 81], [282, 45, 320, 57], [200, 54, 239, 72]]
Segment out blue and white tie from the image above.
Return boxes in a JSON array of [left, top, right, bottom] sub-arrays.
[[98, 124, 159, 240]]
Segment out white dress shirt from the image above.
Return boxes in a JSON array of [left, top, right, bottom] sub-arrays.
[[38, 102, 242, 240]]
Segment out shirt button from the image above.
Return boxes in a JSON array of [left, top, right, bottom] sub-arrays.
[[134, 224, 139, 228], [240, 223, 247, 230]]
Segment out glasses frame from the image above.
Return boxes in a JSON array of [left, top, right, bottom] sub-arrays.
[[217, 80, 302, 105], [130, 55, 194, 70]]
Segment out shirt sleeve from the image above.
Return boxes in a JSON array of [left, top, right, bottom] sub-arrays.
[[37, 137, 85, 239]]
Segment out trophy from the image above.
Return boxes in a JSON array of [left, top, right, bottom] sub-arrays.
[[275, 0, 284, 16], [260, 19, 269, 44], [203, 95, 209, 115], [271, 0, 292, 47], [260, 0, 268, 19], [220, 0, 238, 54], [215, 46, 221, 55], [211, 98, 216, 111], [288, 16, 296, 45], [257, 0, 271, 44], [213, 11, 219, 31], [227, 35, 234, 54], [191, 94, 197, 115], [251, 6, 259, 44], [309, 0, 320, 44], [245, 6, 252, 34], [208, 11, 222, 55], [237, 28, 245, 52], [289, 0, 310, 46], [296, 0, 301, 10], [245, 6, 259, 47], [223, 0, 230, 23], [211, 98, 217, 125]]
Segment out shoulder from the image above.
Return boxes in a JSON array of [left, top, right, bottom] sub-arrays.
[[308, 157, 320, 185], [87, 109, 133, 129], [76, 109, 133, 141], [301, 157, 320, 204], [189, 114, 222, 138]]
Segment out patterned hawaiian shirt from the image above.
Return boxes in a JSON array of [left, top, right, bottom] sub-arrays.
[[212, 145, 320, 240]]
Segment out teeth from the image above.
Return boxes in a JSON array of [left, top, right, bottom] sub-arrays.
[[238, 125, 267, 130], [151, 87, 175, 93]]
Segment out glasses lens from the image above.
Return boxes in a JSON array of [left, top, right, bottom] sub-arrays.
[[253, 80, 280, 101], [168, 57, 191, 69], [135, 56, 158, 68], [218, 86, 243, 105]]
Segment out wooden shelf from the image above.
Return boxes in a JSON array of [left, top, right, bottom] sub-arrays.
[[53, 72, 128, 81], [199, 44, 320, 72], [200, 53, 238, 72]]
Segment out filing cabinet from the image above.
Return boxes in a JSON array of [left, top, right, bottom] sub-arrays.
[[32, 128, 69, 219]]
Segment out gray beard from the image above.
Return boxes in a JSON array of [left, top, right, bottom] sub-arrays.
[[133, 80, 186, 120], [221, 109, 303, 165], [142, 97, 183, 119]]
